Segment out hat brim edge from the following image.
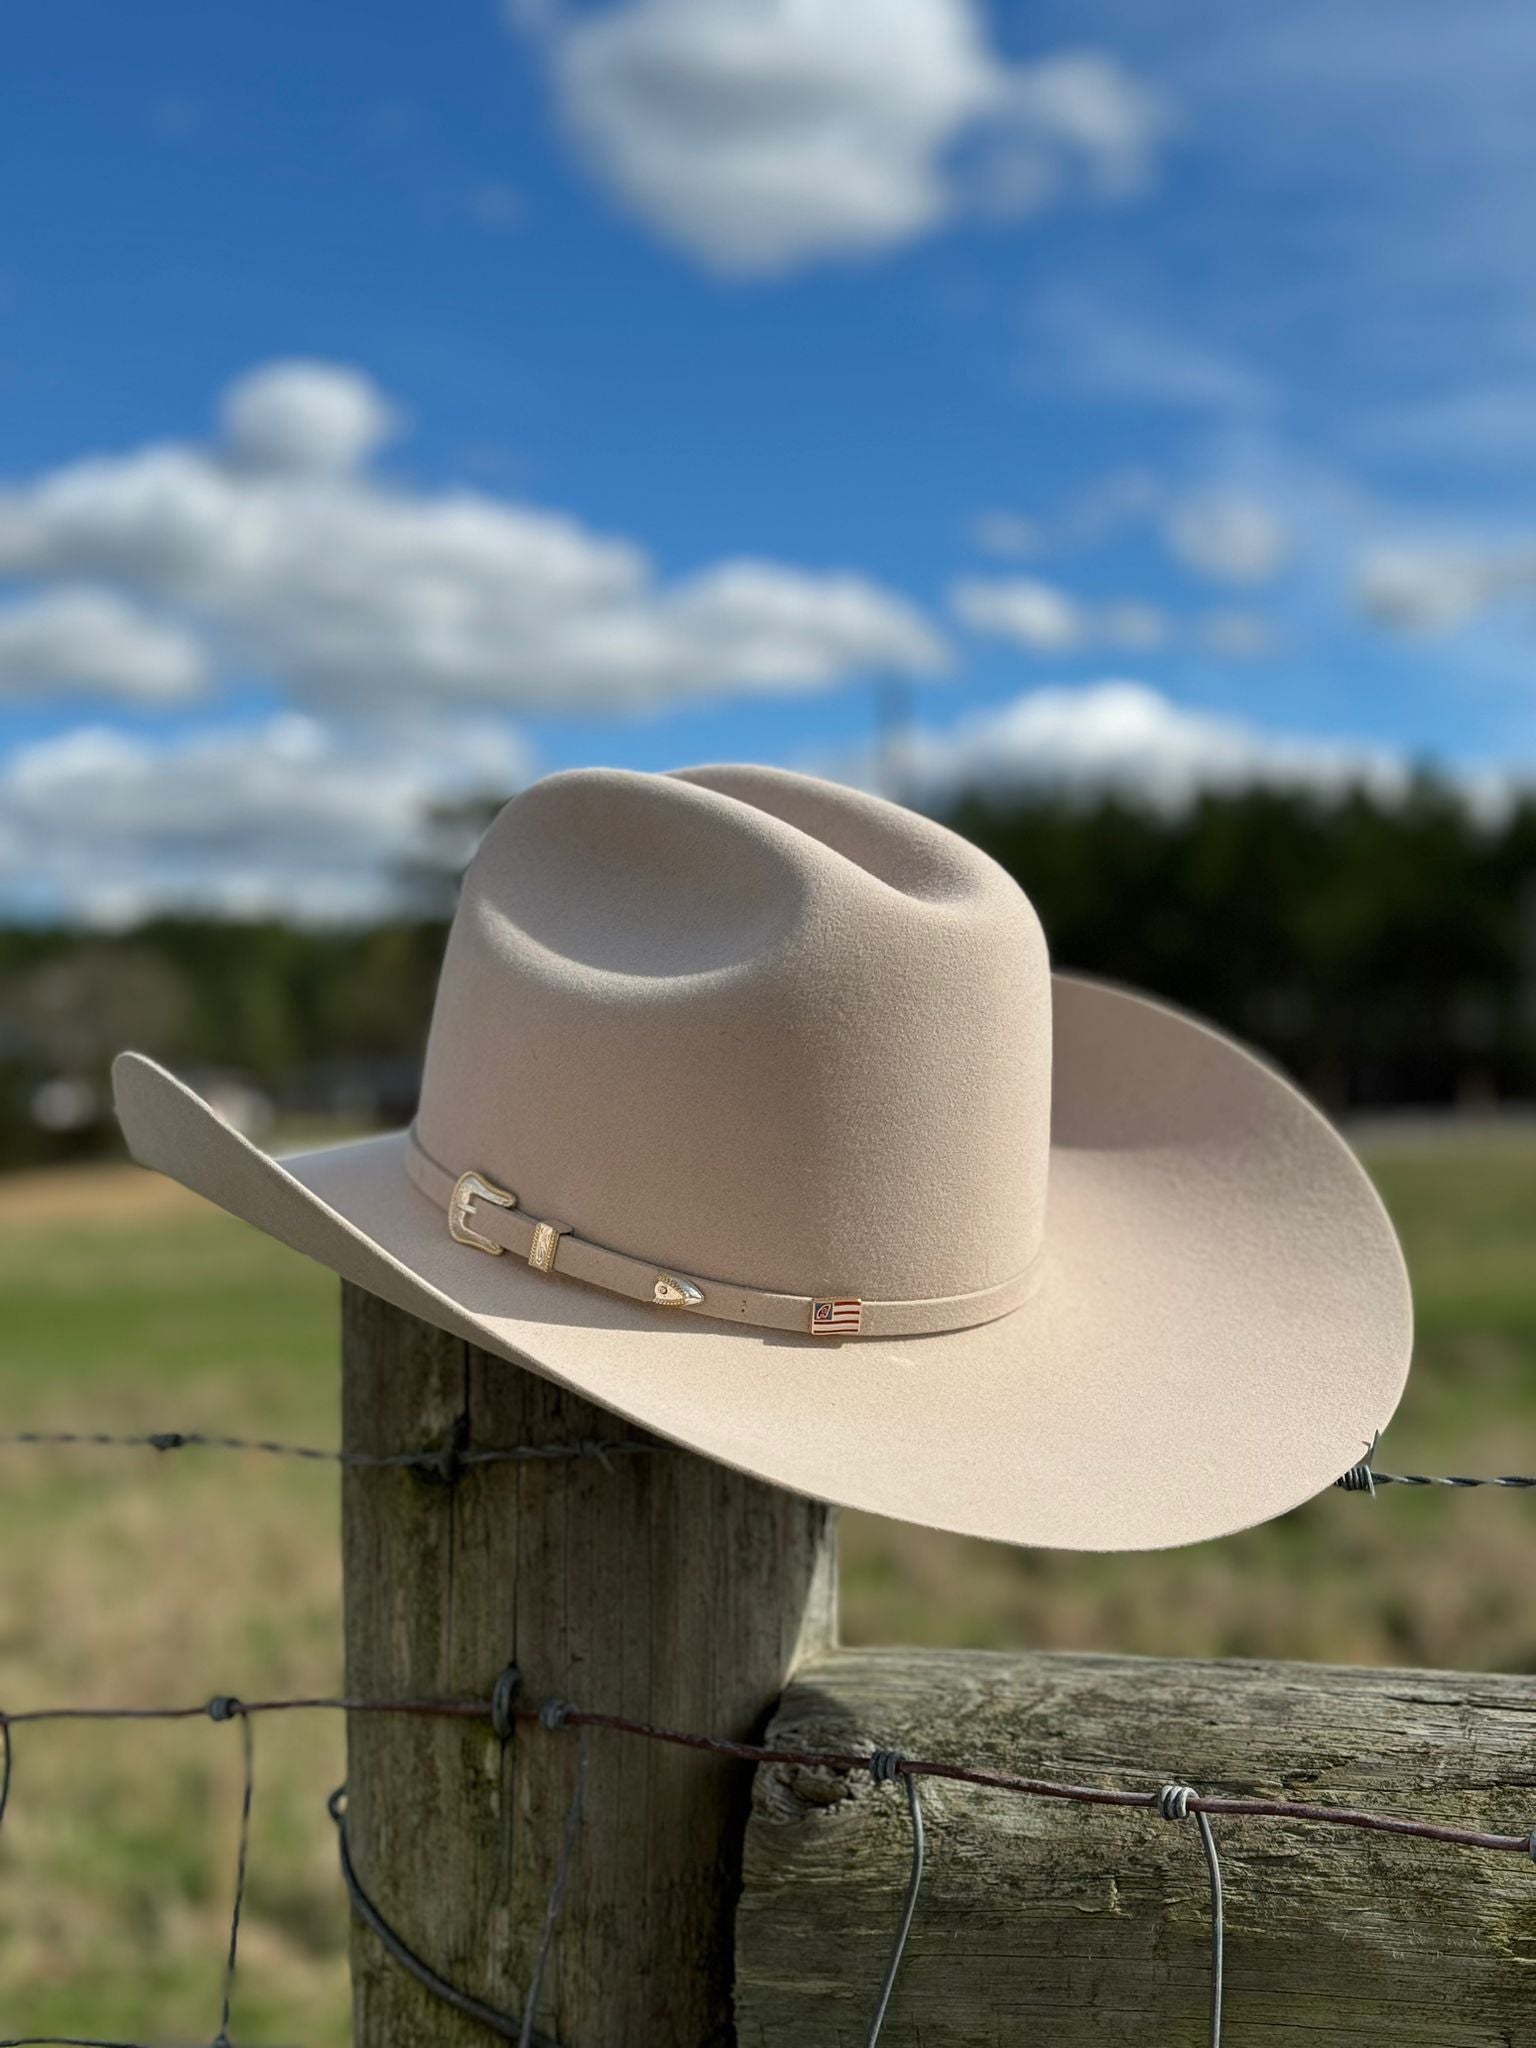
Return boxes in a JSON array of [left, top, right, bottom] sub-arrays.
[[110, 971, 1412, 1554]]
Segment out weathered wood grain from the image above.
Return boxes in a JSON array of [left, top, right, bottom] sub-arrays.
[[737, 1645, 1536, 2045], [340, 1285, 837, 2047]]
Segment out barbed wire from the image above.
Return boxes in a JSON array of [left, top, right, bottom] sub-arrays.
[[1333, 1430, 1536, 1493], [7, 1681, 1528, 1849], [0, 1428, 658, 1476], [1, 1674, 1533, 2047], [3, 1420, 1535, 2043], [1336, 1462, 1536, 1491], [3, 1423, 1534, 1494]]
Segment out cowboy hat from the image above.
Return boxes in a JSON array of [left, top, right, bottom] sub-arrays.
[[113, 763, 1411, 1551]]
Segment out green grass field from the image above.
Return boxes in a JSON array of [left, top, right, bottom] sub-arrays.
[[1, 1134, 1533, 2039]]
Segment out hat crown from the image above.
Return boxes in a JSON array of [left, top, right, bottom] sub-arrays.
[[414, 765, 1052, 1303]]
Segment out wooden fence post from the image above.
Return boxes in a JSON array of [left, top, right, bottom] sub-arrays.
[[737, 1644, 1536, 2043], [339, 1283, 838, 2047]]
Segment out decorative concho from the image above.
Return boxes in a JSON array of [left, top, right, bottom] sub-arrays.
[[653, 1273, 704, 1307]]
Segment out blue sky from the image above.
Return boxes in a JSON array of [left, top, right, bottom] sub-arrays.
[[4, 0, 1536, 916]]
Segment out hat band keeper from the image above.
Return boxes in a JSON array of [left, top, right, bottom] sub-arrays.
[[405, 1128, 1043, 1340]]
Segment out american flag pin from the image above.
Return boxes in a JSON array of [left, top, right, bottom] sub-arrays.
[[810, 1298, 862, 1336]]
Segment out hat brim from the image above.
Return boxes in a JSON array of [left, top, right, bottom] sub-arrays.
[[111, 972, 1410, 1552]]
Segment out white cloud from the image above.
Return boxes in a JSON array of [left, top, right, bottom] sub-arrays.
[[1163, 490, 1290, 584], [975, 473, 1292, 589], [891, 681, 1407, 810], [1357, 541, 1536, 635], [0, 587, 209, 702], [0, 713, 533, 923], [968, 472, 1160, 562], [220, 361, 402, 475], [650, 560, 947, 686], [534, 0, 1170, 275], [0, 360, 947, 714], [950, 576, 1272, 661], [951, 575, 1089, 651], [994, 52, 1169, 203]]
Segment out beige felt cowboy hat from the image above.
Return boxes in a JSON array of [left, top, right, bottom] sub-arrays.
[[113, 764, 1411, 1552]]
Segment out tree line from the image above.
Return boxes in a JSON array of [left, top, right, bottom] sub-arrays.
[[2, 776, 1533, 1168]]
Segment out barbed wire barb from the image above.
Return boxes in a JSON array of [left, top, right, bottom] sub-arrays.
[[1334, 1430, 1536, 1491]]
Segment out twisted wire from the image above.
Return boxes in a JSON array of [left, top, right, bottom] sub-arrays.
[[1157, 1785, 1224, 2048], [1333, 1430, 1536, 1493], [1343, 1467, 1536, 1490]]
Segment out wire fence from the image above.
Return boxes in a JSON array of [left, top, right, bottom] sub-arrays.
[[0, 1428, 659, 1476], [3, 1670, 1535, 2048], [2, 1423, 1534, 2048], [5, 1423, 1535, 1492]]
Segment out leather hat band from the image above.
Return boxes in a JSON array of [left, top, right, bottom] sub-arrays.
[[405, 1128, 1042, 1341]]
